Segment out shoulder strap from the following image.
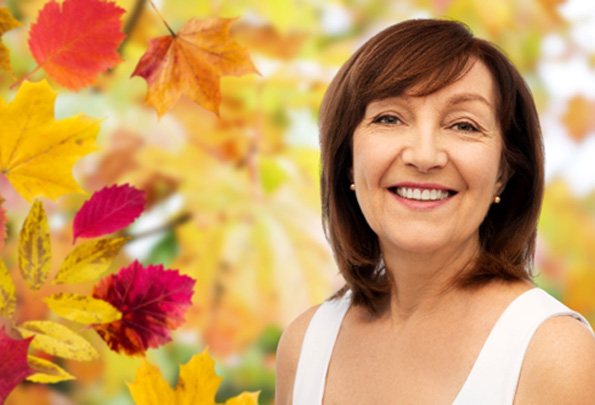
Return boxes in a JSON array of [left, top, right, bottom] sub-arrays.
[[292, 291, 352, 405], [453, 288, 594, 405]]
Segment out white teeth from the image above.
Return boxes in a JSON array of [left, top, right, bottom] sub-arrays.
[[395, 187, 450, 201]]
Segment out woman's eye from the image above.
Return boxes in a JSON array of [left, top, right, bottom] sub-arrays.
[[372, 114, 401, 125], [452, 121, 479, 133]]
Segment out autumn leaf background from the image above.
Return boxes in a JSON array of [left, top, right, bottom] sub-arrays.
[[1, 0, 594, 403]]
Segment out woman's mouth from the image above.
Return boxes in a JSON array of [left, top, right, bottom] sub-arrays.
[[388, 186, 457, 202]]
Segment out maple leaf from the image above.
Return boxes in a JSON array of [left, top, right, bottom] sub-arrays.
[[0, 7, 21, 77], [28, 0, 125, 90], [131, 17, 258, 116], [92, 260, 195, 356], [127, 349, 259, 405], [0, 328, 33, 403], [0, 80, 99, 202], [73, 184, 146, 242]]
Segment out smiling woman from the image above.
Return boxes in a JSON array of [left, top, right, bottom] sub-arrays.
[[275, 19, 595, 405]]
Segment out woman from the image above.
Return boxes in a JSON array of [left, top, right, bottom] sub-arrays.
[[275, 19, 595, 404]]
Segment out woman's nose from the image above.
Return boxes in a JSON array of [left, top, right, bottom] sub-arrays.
[[400, 130, 448, 173]]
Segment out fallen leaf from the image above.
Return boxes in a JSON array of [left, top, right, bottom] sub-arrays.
[[73, 184, 145, 242], [18, 320, 99, 361], [0, 80, 99, 202], [0, 259, 16, 318], [18, 200, 51, 290], [132, 17, 258, 116], [127, 349, 259, 405], [44, 293, 121, 324], [28, 0, 125, 90], [0, 7, 21, 76], [92, 260, 195, 355], [26, 355, 75, 384], [0, 328, 33, 403], [54, 236, 128, 284]]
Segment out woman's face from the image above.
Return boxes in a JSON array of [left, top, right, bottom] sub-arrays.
[[351, 60, 503, 258]]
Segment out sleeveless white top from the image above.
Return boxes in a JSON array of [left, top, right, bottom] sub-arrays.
[[292, 287, 594, 404]]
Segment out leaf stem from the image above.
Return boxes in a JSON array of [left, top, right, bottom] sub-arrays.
[[10, 66, 41, 90], [149, 0, 176, 37]]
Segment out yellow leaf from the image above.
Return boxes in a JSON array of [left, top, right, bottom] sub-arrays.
[[18, 200, 51, 290], [0, 7, 21, 76], [174, 349, 221, 404], [26, 355, 75, 383], [44, 293, 121, 324], [223, 392, 260, 405], [127, 360, 176, 405], [53, 237, 128, 284], [0, 80, 99, 201], [131, 17, 258, 116], [18, 320, 99, 361], [128, 349, 259, 405], [0, 259, 16, 318]]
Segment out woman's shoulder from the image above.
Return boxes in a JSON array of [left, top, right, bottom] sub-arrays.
[[275, 303, 322, 405], [514, 311, 595, 404]]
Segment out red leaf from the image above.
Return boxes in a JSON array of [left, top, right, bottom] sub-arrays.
[[73, 184, 146, 242], [92, 260, 195, 356], [0, 328, 33, 403], [28, 0, 125, 90]]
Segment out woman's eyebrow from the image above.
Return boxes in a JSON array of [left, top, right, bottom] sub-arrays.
[[447, 93, 493, 108]]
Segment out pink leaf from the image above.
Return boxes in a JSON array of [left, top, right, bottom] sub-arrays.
[[92, 260, 195, 356], [0, 196, 6, 250], [73, 184, 145, 242], [0, 328, 33, 403]]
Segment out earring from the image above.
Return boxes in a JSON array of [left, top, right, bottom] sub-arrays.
[[350, 183, 356, 191], [494, 195, 501, 204]]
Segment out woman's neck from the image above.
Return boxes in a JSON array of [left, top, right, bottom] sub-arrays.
[[380, 236, 481, 324]]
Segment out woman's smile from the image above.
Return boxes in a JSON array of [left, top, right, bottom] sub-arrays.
[[388, 182, 456, 210]]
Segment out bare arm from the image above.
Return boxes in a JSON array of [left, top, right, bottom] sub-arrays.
[[515, 316, 595, 404], [275, 305, 320, 405]]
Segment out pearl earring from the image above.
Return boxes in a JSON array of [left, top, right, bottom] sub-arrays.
[[350, 183, 356, 191], [494, 195, 501, 204]]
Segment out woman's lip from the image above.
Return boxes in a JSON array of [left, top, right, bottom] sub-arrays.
[[389, 189, 455, 210]]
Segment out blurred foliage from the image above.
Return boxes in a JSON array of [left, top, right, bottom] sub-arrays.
[[1, 0, 594, 403]]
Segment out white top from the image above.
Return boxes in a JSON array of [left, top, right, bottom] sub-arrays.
[[292, 287, 594, 405]]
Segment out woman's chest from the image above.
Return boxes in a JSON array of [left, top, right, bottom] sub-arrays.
[[322, 312, 491, 404]]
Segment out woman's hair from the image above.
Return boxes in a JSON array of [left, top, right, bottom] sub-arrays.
[[319, 19, 544, 315]]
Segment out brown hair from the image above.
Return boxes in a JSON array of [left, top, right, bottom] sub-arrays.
[[319, 19, 544, 315]]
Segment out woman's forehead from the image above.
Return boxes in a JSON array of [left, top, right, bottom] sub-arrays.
[[366, 60, 497, 111]]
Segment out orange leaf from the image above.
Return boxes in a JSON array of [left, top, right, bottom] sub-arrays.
[[132, 17, 258, 116], [28, 0, 125, 90], [562, 96, 595, 142]]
